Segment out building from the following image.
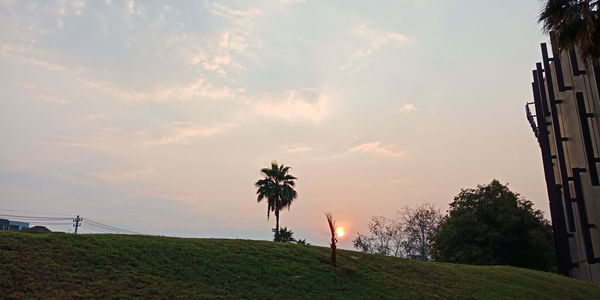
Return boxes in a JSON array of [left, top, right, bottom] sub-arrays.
[[0, 219, 30, 231], [527, 38, 600, 283]]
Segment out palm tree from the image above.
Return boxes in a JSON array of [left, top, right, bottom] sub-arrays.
[[538, 0, 600, 60], [255, 162, 298, 241]]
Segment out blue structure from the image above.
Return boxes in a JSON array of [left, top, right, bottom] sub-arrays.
[[0, 219, 8, 230], [0, 219, 29, 231]]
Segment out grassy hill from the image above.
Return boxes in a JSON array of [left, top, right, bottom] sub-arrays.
[[1, 232, 599, 299]]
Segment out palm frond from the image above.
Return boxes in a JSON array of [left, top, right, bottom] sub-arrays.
[[539, 0, 600, 60], [255, 161, 298, 223]]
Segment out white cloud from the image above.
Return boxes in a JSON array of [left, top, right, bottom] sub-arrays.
[[43, 127, 125, 152], [400, 103, 418, 112], [82, 113, 106, 122], [280, 0, 307, 5], [349, 141, 404, 157], [56, 0, 87, 16], [135, 122, 234, 146], [126, 0, 137, 15], [82, 78, 236, 102], [389, 178, 406, 184], [133, 187, 202, 208], [45, 122, 233, 151], [39, 94, 69, 105], [340, 23, 410, 73], [183, 30, 248, 74], [253, 89, 330, 122], [174, 2, 260, 75], [96, 167, 155, 184], [206, 2, 260, 20], [0, 42, 72, 72], [282, 145, 312, 153]]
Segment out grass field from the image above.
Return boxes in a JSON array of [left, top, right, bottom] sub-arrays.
[[1, 231, 599, 299]]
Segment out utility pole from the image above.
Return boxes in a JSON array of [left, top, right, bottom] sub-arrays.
[[73, 215, 82, 234]]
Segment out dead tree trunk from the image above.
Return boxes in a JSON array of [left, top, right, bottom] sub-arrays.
[[326, 212, 337, 267]]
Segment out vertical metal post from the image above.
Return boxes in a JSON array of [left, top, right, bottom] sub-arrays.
[[73, 215, 82, 234]]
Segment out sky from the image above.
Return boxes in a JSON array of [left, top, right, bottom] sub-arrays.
[[1, 0, 550, 248]]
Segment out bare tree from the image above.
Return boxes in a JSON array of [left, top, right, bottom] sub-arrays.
[[401, 203, 442, 260], [353, 203, 442, 260], [352, 216, 404, 257]]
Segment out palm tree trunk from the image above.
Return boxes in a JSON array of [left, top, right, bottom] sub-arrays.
[[275, 210, 280, 242]]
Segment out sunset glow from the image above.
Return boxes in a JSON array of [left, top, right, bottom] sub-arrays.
[[336, 227, 345, 238], [0, 1, 551, 250]]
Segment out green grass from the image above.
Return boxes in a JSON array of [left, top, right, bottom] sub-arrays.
[[1, 231, 599, 299]]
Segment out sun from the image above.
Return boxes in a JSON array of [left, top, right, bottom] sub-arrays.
[[336, 227, 345, 238]]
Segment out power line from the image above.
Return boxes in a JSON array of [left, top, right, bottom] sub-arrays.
[[28, 221, 74, 225], [80, 223, 109, 232], [85, 219, 144, 235], [0, 214, 71, 221], [83, 221, 121, 232], [86, 219, 144, 234], [0, 208, 148, 235], [80, 225, 104, 233], [81, 222, 139, 235], [0, 208, 71, 217]]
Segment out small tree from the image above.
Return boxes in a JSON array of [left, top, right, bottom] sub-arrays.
[[296, 239, 310, 245], [277, 227, 296, 243], [326, 212, 337, 266]]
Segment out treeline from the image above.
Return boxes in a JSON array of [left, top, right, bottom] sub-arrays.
[[353, 180, 557, 272]]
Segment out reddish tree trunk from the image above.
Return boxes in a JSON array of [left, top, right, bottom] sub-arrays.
[[326, 212, 337, 266], [330, 233, 337, 266]]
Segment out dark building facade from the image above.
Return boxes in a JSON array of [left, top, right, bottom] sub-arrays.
[[527, 39, 600, 283]]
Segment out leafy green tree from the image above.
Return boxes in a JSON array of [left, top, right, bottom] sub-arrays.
[[255, 162, 298, 242], [431, 180, 556, 271], [539, 0, 600, 60]]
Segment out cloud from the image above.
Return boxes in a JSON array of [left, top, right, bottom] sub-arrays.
[[183, 30, 248, 74], [133, 187, 202, 208], [348, 141, 404, 157], [96, 167, 155, 184], [39, 94, 69, 105], [126, 0, 140, 15], [82, 113, 106, 122], [4, 39, 237, 103], [174, 2, 260, 75], [340, 24, 410, 73], [400, 103, 418, 112], [0, 41, 73, 72], [45, 122, 233, 151], [56, 0, 87, 16], [135, 122, 234, 146], [82, 78, 236, 102], [43, 127, 127, 152], [389, 178, 406, 184], [253, 89, 330, 122], [282, 145, 312, 153], [280, 0, 307, 5]]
